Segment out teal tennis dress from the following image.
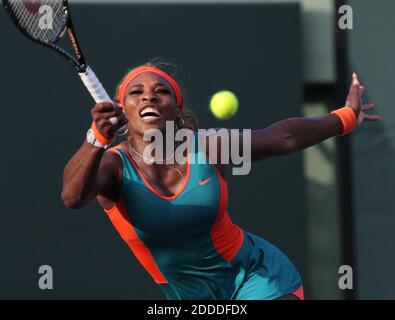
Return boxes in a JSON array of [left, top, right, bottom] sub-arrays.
[[104, 132, 302, 299]]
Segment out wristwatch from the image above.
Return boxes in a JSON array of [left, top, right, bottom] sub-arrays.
[[86, 128, 109, 149]]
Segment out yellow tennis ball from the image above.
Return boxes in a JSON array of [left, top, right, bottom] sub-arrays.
[[210, 90, 239, 120]]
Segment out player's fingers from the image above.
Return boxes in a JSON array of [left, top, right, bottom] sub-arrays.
[[108, 115, 129, 135], [353, 72, 360, 85], [100, 101, 124, 117], [108, 114, 128, 127], [363, 114, 381, 121], [113, 105, 124, 116], [92, 108, 123, 122], [113, 100, 124, 110], [92, 101, 124, 117], [348, 86, 360, 107], [95, 102, 115, 112], [91, 104, 114, 121], [362, 103, 376, 111], [91, 101, 127, 137], [351, 75, 360, 95], [345, 73, 360, 108], [347, 73, 360, 95], [94, 118, 113, 138], [118, 112, 129, 126], [359, 85, 365, 98], [102, 108, 124, 117]]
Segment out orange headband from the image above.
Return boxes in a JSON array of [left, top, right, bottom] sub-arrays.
[[118, 66, 183, 108]]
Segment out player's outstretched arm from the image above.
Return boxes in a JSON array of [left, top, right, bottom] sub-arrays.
[[250, 73, 380, 161], [61, 102, 128, 209]]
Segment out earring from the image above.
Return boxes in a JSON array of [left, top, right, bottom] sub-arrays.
[[176, 116, 185, 130], [117, 126, 129, 136]]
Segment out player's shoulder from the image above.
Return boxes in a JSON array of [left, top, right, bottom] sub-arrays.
[[102, 143, 125, 168], [106, 142, 126, 157]]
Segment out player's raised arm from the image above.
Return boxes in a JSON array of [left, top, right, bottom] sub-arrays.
[[249, 73, 380, 161], [61, 102, 128, 209]]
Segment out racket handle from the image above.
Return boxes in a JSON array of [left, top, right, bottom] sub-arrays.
[[79, 66, 112, 103], [79, 66, 127, 135]]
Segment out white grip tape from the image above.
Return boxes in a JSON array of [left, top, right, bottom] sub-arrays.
[[79, 66, 127, 135], [79, 66, 112, 103]]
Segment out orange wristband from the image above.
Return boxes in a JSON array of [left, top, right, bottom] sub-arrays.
[[91, 121, 115, 145], [330, 107, 357, 135]]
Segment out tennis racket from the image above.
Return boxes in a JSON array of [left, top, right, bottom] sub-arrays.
[[2, 0, 126, 133]]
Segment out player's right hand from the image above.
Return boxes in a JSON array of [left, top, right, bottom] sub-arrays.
[[91, 101, 129, 139]]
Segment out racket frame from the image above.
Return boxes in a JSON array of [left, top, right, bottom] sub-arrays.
[[2, 0, 127, 133], [2, 0, 87, 72]]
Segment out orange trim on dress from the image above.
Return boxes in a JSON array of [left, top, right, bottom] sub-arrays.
[[104, 198, 168, 284], [291, 286, 304, 300], [210, 164, 244, 263], [107, 145, 122, 156]]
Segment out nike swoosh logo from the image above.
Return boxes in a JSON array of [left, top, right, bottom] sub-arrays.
[[199, 177, 212, 186]]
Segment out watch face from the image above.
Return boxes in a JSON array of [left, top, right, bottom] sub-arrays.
[[87, 129, 95, 144]]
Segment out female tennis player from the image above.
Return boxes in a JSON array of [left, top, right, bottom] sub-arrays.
[[61, 62, 379, 300]]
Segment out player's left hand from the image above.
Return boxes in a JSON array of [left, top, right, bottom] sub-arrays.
[[346, 73, 381, 126]]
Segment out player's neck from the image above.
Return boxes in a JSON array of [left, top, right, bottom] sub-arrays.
[[127, 136, 183, 164]]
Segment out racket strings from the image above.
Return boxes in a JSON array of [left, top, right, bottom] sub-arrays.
[[7, 0, 67, 43]]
